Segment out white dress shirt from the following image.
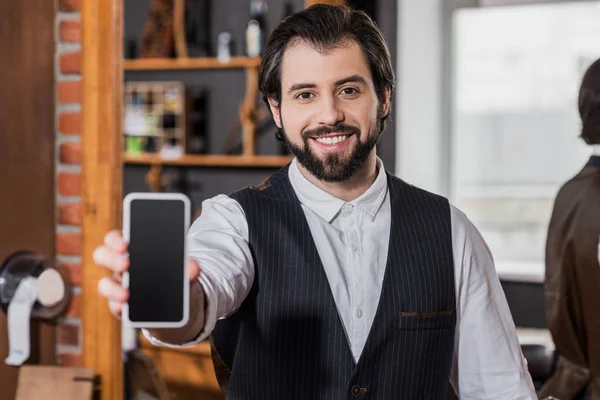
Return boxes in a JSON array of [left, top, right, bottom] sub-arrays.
[[145, 158, 536, 399]]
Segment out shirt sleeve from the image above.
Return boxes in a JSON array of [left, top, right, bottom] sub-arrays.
[[142, 194, 255, 348], [448, 206, 537, 399]]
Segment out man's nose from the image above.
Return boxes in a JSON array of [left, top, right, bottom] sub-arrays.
[[317, 95, 344, 126]]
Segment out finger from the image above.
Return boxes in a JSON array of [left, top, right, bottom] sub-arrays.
[[97, 277, 129, 302], [188, 258, 200, 281], [93, 245, 129, 273], [108, 300, 123, 319], [104, 230, 128, 253], [112, 272, 122, 284]]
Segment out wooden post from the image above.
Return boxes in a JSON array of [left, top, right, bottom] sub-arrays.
[[81, 1, 124, 399], [241, 66, 259, 156], [173, 0, 188, 58]]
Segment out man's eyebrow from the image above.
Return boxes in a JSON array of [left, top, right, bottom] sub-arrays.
[[334, 75, 367, 87], [287, 82, 317, 94], [286, 75, 368, 94]]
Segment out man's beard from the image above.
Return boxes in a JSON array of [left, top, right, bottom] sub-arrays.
[[282, 117, 384, 183]]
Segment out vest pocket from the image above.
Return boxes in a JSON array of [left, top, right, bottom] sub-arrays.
[[395, 311, 455, 330]]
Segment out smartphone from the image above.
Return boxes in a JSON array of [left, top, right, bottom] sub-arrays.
[[122, 192, 190, 328]]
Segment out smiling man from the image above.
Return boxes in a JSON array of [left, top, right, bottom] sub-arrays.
[[270, 40, 385, 187], [94, 4, 536, 399]]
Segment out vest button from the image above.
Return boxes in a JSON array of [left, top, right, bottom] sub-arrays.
[[351, 385, 362, 396]]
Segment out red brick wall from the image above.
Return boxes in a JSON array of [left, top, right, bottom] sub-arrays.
[[56, 0, 83, 367]]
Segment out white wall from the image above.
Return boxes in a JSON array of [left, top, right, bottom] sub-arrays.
[[396, 0, 446, 195]]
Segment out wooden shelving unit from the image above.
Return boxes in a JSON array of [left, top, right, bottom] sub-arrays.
[[123, 153, 292, 168], [124, 56, 261, 71], [123, 153, 292, 192], [125, 55, 260, 157], [124, 54, 275, 191]]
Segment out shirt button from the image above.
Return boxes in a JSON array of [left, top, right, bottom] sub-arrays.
[[344, 204, 355, 214], [355, 308, 363, 318], [351, 385, 361, 396], [350, 244, 358, 253]]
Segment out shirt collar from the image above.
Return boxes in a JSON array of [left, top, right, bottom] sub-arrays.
[[288, 157, 388, 223]]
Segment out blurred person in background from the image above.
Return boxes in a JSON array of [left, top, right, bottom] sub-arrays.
[[541, 57, 600, 400]]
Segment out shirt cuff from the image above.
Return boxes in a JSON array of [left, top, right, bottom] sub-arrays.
[[141, 275, 219, 348]]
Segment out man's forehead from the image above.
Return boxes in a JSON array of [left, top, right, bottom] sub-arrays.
[[280, 39, 372, 86]]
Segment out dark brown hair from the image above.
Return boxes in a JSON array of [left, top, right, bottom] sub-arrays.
[[579, 58, 600, 145], [259, 4, 395, 137]]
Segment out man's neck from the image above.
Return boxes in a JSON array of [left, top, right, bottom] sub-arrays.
[[296, 152, 379, 202]]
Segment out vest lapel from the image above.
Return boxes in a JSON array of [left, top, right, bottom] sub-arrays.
[[354, 172, 399, 366], [586, 155, 600, 168], [287, 186, 358, 366]]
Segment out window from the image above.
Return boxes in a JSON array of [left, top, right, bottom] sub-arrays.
[[450, 1, 600, 281]]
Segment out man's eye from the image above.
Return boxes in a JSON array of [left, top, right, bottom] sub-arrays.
[[296, 92, 314, 100], [341, 88, 358, 95]]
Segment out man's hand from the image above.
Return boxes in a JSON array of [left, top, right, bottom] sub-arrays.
[[93, 229, 200, 319]]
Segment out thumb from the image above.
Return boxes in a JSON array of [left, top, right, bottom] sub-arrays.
[[188, 258, 200, 281]]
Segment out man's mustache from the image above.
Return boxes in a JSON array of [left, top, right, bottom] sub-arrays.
[[302, 124, 361, 140]]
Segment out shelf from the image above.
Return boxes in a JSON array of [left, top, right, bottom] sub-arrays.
[[124, 56, 261, 71], [123, 153, 293, 168]]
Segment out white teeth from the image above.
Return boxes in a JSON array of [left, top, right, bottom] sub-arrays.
[[315, 135, 348, 145]]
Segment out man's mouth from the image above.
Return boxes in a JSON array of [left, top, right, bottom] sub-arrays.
[[311, 134, 353, 146]]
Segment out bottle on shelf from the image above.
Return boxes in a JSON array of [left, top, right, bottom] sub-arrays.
[[246, 20, 262, 58], [123, 91, 149, 154], [159, 87, 184, 159], [246, 0, 267, 57], [184, 0, 212, 57], [189, 89, 209, 155], [160, 136, 184, 160], [217, 32, 233, 63]]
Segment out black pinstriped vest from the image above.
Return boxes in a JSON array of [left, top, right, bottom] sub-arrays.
[[210, 165, 456, 399]]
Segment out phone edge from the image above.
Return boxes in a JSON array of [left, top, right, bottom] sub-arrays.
[[121, 192, 191, 329]]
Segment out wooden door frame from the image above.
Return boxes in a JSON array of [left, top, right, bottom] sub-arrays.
[[81, 1, 124, 399]]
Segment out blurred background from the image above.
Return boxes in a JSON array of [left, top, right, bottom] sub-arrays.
[[1, 0, 599, 399]]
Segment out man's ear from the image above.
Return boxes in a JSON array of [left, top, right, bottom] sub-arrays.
[[267, 97, 282, 128], [380, 88, 392, 119]]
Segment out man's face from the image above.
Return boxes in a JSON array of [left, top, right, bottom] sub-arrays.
[[269, 39, 390, 182]]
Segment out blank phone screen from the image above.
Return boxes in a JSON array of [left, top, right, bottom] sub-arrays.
[[128, 198, 186, 323]]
